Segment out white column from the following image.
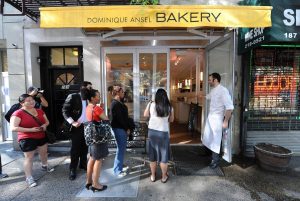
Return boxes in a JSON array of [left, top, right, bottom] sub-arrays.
[[82, 38, 101, 90]]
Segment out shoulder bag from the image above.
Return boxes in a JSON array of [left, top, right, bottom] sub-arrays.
[[83, 106, 113, 146], [22, 109, 56, 144]]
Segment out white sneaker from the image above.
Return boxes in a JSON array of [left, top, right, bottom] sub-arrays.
[[116, 171, 127, 178], [26, 176, 37, 188], [42, 165, 55, 172], [122, 165, 130, 172]]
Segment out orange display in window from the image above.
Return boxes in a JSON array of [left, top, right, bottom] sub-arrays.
[[254, 75, 297, 99]]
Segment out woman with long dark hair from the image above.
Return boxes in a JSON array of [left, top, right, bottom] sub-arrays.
[[144, 88, 174, 183], [85, 89, 109, 192]]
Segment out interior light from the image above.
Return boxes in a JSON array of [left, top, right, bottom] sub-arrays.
[[72, 48, 78, 56], [152, 40, 156, 46], [185, 79, 191, 86], [200, 72, 203, 81], [174, 56, 180, 66]]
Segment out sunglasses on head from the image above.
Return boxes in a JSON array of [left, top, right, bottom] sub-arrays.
[[116, 87, 123, 92]]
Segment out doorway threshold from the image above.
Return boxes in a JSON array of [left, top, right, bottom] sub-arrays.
[[170, 145, 224, 176], [171, 143, 202, 146]]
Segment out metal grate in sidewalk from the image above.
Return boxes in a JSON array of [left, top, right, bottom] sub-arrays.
[[171, 145, 224, 177]]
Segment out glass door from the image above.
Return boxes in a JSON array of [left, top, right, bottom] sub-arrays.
[[104, 48, 169, 122], [205, 31, 236, 163], [138, 50, 169, 121], [104, 50, 135, 119]]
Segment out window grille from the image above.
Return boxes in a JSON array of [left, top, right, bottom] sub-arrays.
[[247, 47, 300, 131]]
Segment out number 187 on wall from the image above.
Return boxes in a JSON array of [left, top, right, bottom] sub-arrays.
[[284, 33, 298, 38]]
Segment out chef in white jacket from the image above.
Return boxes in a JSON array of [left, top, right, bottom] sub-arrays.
[[202, 72, 234, 169]]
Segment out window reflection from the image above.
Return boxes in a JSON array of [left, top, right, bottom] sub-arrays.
[[51, 48, 64, 66], [106, 54, 133, 117], [139, 53, 167, 121], [65, 48, 79, 66]]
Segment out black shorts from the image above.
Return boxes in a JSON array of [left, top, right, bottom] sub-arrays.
[[19, 138, 47, 152]]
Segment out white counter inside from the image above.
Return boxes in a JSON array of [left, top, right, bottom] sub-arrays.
[[173, 101, 190, 123]]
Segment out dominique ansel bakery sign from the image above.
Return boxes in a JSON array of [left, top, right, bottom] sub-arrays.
[[40, 5, 272, 28]]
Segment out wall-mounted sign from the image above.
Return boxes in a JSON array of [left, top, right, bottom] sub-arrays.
[[40, 5, 271, 28], [238, 0, 300, 54]]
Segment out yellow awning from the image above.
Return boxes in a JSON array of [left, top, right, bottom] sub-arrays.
[[40, 5, 272, 28]]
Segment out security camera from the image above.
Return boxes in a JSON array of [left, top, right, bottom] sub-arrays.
[[12, 43, 18, 48]]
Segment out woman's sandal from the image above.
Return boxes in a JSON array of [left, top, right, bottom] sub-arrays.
[[150, 174, 156, 182], [85, 183, 92, 190], [161, 174, 169, 183]]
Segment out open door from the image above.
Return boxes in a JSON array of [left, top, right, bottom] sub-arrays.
[[205, 31, 236, 163]]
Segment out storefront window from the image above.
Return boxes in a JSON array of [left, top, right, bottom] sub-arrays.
[[51, 48, 64, 66], [248, 47, 300, 130], [65, 48, 79, 65], [50, 47, 79, 67]]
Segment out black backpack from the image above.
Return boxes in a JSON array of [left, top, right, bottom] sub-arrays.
[[4, 103, 21, 122]]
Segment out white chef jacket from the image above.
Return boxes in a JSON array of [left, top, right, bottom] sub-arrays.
[[202, 84, 234, 154]]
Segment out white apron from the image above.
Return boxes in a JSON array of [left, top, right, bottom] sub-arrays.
[[202, 113, 223, 154]]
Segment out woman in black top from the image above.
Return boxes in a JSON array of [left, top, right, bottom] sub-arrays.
[[110, 85, 131, 177]]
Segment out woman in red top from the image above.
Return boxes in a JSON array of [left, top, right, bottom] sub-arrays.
[[85, 89, 109, 192], [10, 94, 53, 188]]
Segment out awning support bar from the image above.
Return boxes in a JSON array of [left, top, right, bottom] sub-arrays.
[[102, 28, 123, 39], [187, 28, 207, 38]]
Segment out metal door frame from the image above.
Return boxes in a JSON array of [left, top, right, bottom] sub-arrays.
[[102, 47, 170, 121], [204, 31, 236, 162]]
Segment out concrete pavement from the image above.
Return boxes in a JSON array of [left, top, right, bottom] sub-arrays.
[[0, 141, 299, 201]]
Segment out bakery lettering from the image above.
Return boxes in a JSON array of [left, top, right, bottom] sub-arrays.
[[156, 12, 221, 23]]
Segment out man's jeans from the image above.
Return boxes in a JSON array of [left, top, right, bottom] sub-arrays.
[[113, 128, 127, 175]]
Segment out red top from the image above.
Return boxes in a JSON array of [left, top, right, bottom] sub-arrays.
[[12, 109, 46, 142], [86, 105, 104, 122]]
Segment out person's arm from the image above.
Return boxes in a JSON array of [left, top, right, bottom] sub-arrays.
[[169, 107, 174, 122], [62, 94, 75, 124], [10, 116, 41, 133], [4, 103, 21, 122], [206, 92, 211, 100], [97, 106, 109, 120], [38, 94, 49, 108], [99, 113, 109, 121], [223, 110, 233, 129], [143, 102, 152, 117], [222, 88, 234, 129], [40, 113, 50, 131]]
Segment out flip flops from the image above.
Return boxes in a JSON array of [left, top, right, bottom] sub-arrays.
[[150, 174, 156, 182], [161, 174, 169, 183]]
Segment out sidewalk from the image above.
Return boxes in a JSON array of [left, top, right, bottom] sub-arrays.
[[0, 141, 299, 201]]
